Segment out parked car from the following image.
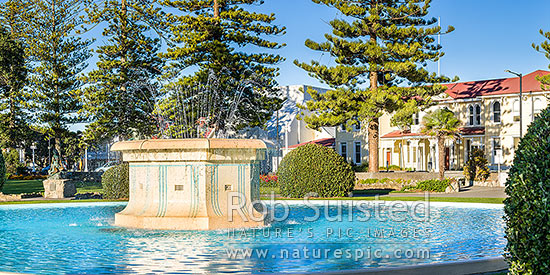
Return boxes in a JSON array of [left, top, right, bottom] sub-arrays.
[[94, 161, 117, 173]]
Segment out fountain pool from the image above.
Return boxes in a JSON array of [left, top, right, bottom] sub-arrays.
[[0, 200, 505, 274]]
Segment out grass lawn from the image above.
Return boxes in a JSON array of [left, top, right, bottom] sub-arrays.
[[2, 179, 103, 195], [0, 199, 125, 205], [75, 182, 103, 193], [2, 184, 502, 205], [1, 179, 44, 194]]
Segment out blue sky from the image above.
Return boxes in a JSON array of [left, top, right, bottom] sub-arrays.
[[250, 0, 550, 88]]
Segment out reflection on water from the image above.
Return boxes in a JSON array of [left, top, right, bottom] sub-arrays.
[[0, 202, 505, 274]]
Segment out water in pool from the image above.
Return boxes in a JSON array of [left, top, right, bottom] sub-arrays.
[[0, 201, 505, 274]]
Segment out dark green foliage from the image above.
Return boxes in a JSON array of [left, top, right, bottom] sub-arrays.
[[277, 144, 355, 198], [159, 0, 285, 135], [463, 148, 490, 182], [295, 0, 455, 172], [0, 151, 6, 191], [351, 163, 368, 172], [504, 106, 550, 274], [26, 0, 92, 156], [414, 179, 450, 192], [0, 26, 29, 149], [101, 163, 129, 199], [2, 149, 23, 175], [81, 0, 164, 142]]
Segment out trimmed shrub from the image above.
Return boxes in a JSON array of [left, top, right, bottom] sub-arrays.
[[463, 148, 490, 182], [101, 162, 129, 199], [0, 152, 5, 192], [414, 179, 450, 192], [504, 107, 550, 274], [277, 144, 355, 198]]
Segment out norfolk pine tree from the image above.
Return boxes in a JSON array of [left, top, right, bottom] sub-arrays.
[[295, 0, 454, 172], [0, 0, 33, 40], [0, 0, 33, 149], [160, 0, 286, 134], [81, 0, 165, 142], [0, 28, 28, 149], [25, 0, 92, 157]]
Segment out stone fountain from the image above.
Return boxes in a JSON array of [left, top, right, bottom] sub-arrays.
[[111, 138, 266, 230]]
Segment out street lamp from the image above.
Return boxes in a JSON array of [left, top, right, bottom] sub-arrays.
[[30, 142, 37, 172], [505, 70, 523, 137]]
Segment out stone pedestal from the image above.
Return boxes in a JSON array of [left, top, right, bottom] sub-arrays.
[[43, 179, 76, 199], [111, 139, 266, 230]]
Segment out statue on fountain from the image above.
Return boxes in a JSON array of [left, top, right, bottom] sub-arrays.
[[43, 148, 75, 198], [48, 148, 66, 179], [197, 117, 218, 138]]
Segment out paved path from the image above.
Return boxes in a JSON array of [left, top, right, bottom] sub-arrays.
[[385, 186, 507, 198]]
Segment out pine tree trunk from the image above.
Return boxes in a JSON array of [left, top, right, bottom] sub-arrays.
[[438, 134, 445, 181], [213, 0, 219, 18], [54, 135, 62, 162], [368, 64, 379, 172], [368, 118, 379, 172], [120, 0, 128, 140]]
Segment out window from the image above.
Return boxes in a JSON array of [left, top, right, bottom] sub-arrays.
[[468, 104, 482, 125], [513, 100, 520, 121], [492, 101, 501, 123], [492, 138, 502, 164], [469, 105, 474, 125], [412, 113, 419, 125], [340, 142, 347, 161], [354, 141, 361, 164], [475, 104, 481, 125]]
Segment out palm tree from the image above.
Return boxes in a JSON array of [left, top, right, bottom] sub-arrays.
[[421, 107, 460, 180]]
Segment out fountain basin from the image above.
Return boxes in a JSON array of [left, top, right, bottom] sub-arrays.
[[111, 139, 266, 230]]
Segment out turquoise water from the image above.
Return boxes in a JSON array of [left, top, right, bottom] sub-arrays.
[[0, 201, 505, 274]]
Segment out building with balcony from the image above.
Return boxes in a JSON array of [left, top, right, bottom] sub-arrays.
[[378, 70, 550, 172]]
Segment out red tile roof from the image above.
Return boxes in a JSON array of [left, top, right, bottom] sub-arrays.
[[381, 130, 424, 139], [459, 127, 485, 136], [443, 70, 550, 99], [286, 138, 335, 149]]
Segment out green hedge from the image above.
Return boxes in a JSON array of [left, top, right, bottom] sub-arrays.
[[0, 152, 5, 192], [414, 179, 450, 192], [277, 144, 355, 198], [101, 163, 129, 199], [504, 106, 550, 274]]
